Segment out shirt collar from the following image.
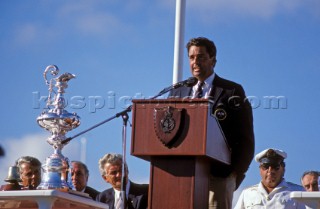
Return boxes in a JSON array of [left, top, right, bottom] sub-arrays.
[[80, 187, 86, 193], [113, 179, 131, 198], [204, 72, 215, 87], [258, 178, 287, 194], [192, 72, 215, 98], [194, 72, 215, 88]]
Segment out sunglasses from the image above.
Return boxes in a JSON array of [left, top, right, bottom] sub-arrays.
[[260, 163, 281, 171]]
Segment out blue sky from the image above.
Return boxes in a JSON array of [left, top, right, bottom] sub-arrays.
[[1, 0, 320, 204]]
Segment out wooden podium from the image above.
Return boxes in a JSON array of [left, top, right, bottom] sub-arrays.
[[131, 99, 231, 209]]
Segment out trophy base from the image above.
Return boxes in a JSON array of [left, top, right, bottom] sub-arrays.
[[37, 183, 69, 192], [37, 171, 70, 191]]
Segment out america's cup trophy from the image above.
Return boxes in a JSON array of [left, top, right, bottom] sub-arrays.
[[36, 65, 80, 190]]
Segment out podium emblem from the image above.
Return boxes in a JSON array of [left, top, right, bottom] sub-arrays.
[[154, 106, 182, 147]]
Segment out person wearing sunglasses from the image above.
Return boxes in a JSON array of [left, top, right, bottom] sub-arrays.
[[234, 148, 306, 209]]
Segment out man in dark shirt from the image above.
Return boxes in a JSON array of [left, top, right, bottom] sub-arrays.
[[71, 160, 100, 200]]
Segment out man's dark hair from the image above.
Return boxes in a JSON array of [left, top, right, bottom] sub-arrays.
[[186, 37, 217, 58], [301, 170, 320, 180]]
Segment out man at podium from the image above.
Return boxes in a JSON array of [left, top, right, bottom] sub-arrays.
[[169, 37, 255, 209]]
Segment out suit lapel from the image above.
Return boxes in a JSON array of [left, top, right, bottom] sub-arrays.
[[209, 76, 224, 108], [127, 182, 137, 208], [127, 194, 137, 209], [106, 189, 115, 209]]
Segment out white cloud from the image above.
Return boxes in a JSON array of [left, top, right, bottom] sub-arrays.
[[9, 0, 320, 48], [187, 0, 278, 20], [74, 13, 124, 38], [185, 0, 318, 21], [12, 22, 61, 47], [0, 133, 81, 186], [10, 1, 130, 47], [56, 1, 130, 39], [13, 23, 38, 46]]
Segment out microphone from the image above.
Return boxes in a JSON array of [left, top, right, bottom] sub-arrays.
[[173, 77, 198, 89], [150, 77, 198, 99]]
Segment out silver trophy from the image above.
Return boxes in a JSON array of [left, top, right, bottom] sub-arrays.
[[36, 65, 80, 191]]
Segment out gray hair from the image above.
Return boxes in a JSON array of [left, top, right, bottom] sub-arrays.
[[71, 160, 89, 176], [98, 153, 128, 176], [15, 156, 41, 168]]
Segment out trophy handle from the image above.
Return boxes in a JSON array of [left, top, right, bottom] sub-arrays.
[[43, 65, 59, 85], [43, 65, 59, 108]]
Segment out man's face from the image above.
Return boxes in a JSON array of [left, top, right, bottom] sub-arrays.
[[302, 174, 319, 191], [19, 162, 41, 189], [259, 162, 285, 192], [188, 45, 215, 82], [71, 163, 88, 191], [102, 161, 128, 191]]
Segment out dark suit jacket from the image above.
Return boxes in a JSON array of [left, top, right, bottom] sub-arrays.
[[169, 74, 255, 188], [96, 181, 149, 209], [84, 186, 100, 200]]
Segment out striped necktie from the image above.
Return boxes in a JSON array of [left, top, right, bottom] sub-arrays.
[[194, 82, 204, 98]]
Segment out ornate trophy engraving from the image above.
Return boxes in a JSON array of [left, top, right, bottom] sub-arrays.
[[36, 65, 80, 190]]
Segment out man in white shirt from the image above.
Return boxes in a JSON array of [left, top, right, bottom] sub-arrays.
[[234, 148, 306, 209]]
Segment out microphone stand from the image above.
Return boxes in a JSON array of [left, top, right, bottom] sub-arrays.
[[150, 77, 197, 99], [61, 106, 131, 209], [150, 84, 179, 99], [120, 112, 128, 209], [61, 106, 132, 145]]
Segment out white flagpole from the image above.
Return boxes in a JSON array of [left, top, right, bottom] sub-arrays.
[[172, 0, 186, 84], [80, 137, 87, 163]]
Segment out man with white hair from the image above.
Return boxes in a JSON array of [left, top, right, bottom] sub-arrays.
[[234, 148, 306, 209], [96, 153, 148, 209], [15, 156, 42, 190]]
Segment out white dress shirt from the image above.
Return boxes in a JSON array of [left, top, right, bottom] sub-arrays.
[[192, 72, 215, 98], [114, 180, 131, 208], [234, 179, 306, 209]]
